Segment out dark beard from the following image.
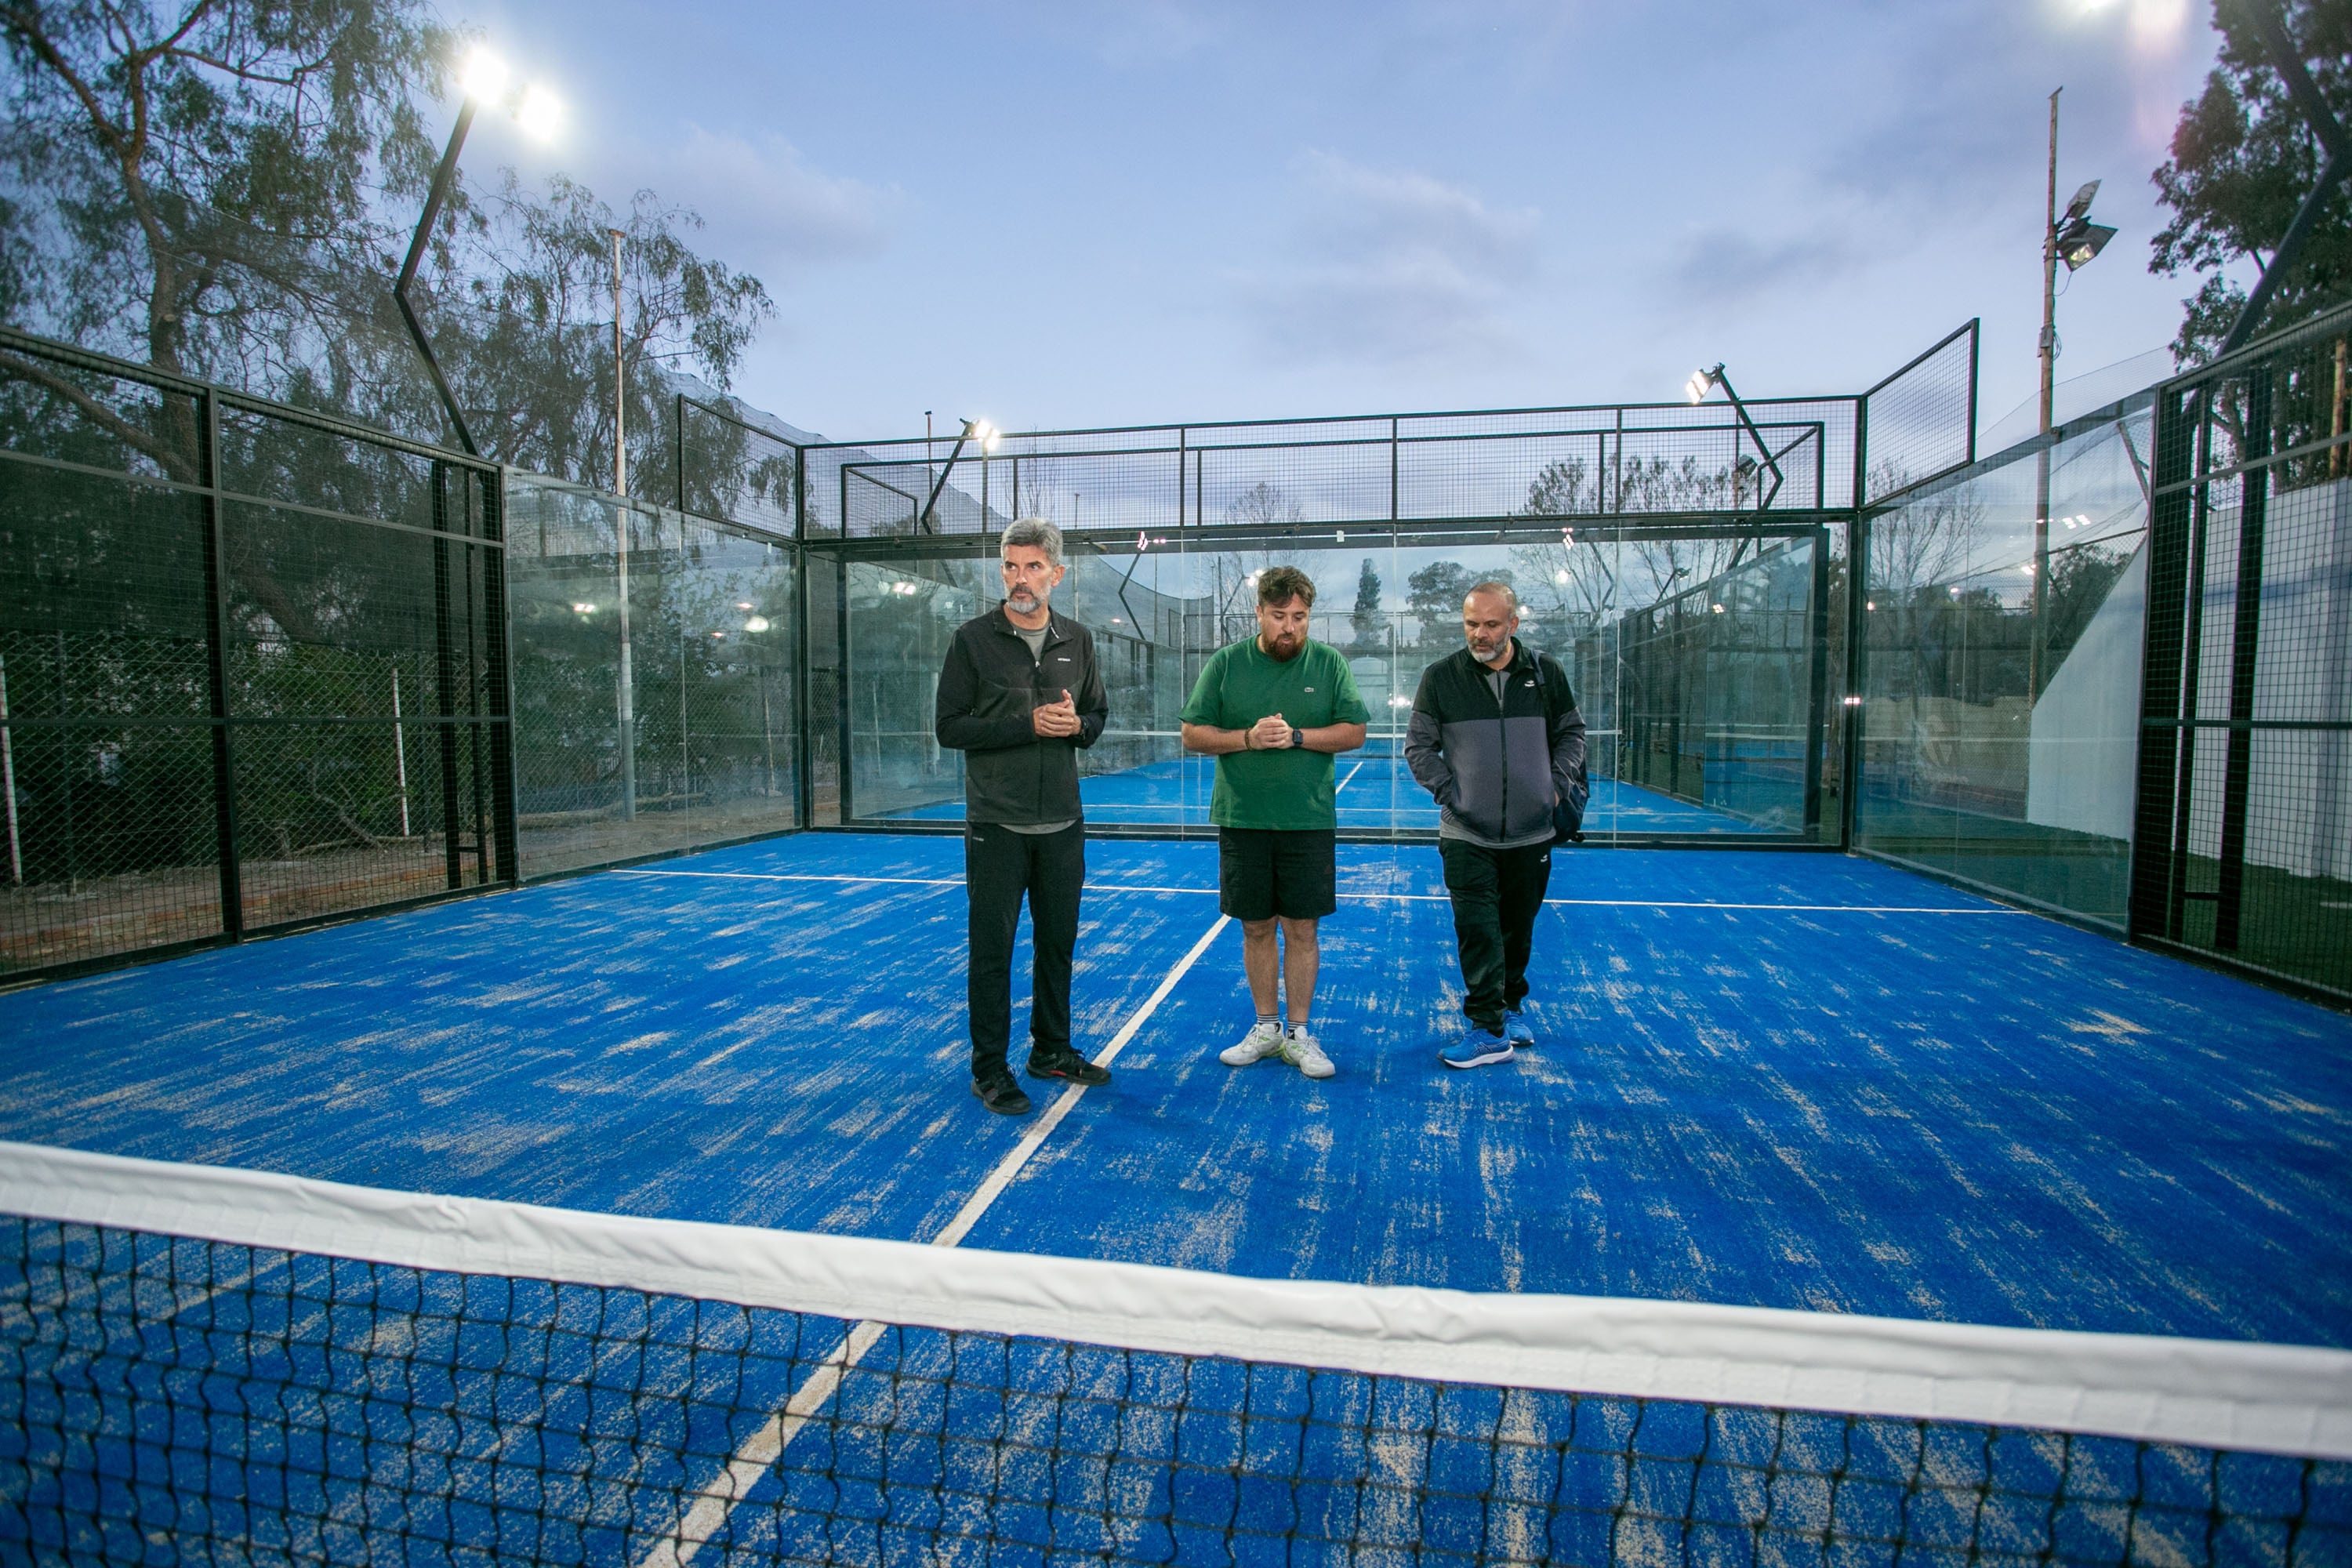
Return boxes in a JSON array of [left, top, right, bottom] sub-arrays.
[[1261, 634, 1304, 662]]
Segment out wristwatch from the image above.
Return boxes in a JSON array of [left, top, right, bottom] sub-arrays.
[[1289, 727, 1304, 748]]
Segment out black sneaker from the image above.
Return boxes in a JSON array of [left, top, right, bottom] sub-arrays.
[[1026, 1048, 1112, 1087], [972, 1072, 1033, 1116]]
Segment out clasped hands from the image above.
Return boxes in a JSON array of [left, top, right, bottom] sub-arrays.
[[1031, 689, 1082, 739], [1245, 713, 1298, 750]]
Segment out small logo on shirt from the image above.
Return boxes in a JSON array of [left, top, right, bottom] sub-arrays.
[[1055, 656, 1072, 662], [1304, 686, 1315, 692], [1524, 679, 1537, 687]]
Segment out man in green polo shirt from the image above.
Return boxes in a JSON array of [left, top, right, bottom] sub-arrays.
[[1179, 564, 1369, 1079]]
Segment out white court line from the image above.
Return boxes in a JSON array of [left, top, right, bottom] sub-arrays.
[[615, 868, 2016, 916], [641, 913, 1230, 1568], [1334, 761, 1365, 793]]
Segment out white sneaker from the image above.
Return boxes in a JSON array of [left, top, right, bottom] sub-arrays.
[[1279, 1029, 1335, 1079], [1220, 1022, 1287, 1066]]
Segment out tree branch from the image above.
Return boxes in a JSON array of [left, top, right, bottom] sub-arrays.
[[0, 349, 193, 481]]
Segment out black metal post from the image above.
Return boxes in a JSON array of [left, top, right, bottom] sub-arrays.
[[1802, 524, 1831, 838], [2129, 384, 2199, 942], [919, 422, 976, 532], [793, 444, 815, 831], [395, 103, 481, 458], [2215, 365, 2274, 950], [432, 462, 463, 887], [2168, 402, 2220, 938], [197, 387, 244, 937], [1705, 366, 1786, 510], [481, 469, 520, 882]]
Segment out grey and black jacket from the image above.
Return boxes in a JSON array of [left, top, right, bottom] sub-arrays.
[[935, 608, 1109, 825], [1404, 641, 1587, 848]]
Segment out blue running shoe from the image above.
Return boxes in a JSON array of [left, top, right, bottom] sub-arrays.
[[1440, 1029, 1514, 1069], [1504, 1010, 1535, 1047]]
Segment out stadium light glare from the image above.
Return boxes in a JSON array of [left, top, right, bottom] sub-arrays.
[[743, 615, 770, 633], [459, 47, 509, 101], [517, 85, 562, 142], [398, 45, 567, 456]]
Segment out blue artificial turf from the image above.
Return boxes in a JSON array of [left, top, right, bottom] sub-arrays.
[[2, 833, 2347, 1348]]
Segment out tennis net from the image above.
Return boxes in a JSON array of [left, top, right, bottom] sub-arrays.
[[5, 1142, 2347, 1567]]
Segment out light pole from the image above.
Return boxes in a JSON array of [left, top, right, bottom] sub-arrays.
[[2032, 88, 2115, 699], [1684, 363, 1784, 510], [394, 46, 561, 456], [918, 419, 1000, 532]]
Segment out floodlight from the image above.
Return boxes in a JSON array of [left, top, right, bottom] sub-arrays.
[[1555, 569, 1571, 585], [2062, 179, 2100, 224], [572, 601, 595, 614], [401, 45, 567, 457], [517, 84, 562, 141], [460, 47, 510, 101], [2058, 220, 2116, 270], [743, 615, 770, 633]]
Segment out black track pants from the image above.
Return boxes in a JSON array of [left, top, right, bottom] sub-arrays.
[[964, 822, 1085, 1076], [1437, 839, 1552, 1033]]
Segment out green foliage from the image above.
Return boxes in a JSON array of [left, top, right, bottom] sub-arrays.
[[1, 0, 775, 487], [1406, 561, 1514, 647], [1348, 557, 1383, 653], [2151, 0, 2352, 361]]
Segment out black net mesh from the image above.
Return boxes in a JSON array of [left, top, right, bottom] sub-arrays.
[[5, 1215, 2346, 1568], [2130, 303, 2352, 1000], [0, 331, 509, 978], [1864, 323, 1980, 506]]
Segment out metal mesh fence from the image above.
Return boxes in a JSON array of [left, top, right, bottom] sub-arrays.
[[2131, 301, 2352, 1000], [798, 398, 1862, 545], [0, 328, 510, 981], [1863, 320, 1980, 506], [1852, 388, 2157, 928]]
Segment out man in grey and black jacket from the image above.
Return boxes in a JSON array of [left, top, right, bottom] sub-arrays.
[[935, 518, 1111, 1115], [1403, 580, 1587, 1069]]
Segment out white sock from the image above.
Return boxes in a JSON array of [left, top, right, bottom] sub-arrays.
[[1287, 1021, 1311, 1040]]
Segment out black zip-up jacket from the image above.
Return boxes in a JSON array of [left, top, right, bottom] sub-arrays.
[[1404, 640, 1587, 847], [934, 606, 1109, 825]]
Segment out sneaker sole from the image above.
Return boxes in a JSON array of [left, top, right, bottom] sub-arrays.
[[1443, 1046, 1515, 1069], [1027, 1063, 1111, 1085]]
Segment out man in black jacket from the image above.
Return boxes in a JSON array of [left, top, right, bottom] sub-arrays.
[[1403, 581, 1587, 1069], [935, 518, 1112, 1114]]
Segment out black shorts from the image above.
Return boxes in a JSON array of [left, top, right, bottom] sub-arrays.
[[1218, 828, 1338, 921]]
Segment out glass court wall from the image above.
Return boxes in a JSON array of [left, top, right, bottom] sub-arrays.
[[800, 397, 1864, 842], [506, 475, 800, 879], [1853, 395, 2158, 928]]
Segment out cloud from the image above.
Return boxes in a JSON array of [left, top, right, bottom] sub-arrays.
[[1232, 151, 1541, 369], [1091, 0, 1229, 64], [626, 127, 892, 272], [1664, 227, 1850, 310]]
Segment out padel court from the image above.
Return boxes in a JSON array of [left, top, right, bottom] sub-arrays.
[[4, 833, 2350, 1566], [5, 306, 2351, 1566], [4, 833, 2346, 1343]]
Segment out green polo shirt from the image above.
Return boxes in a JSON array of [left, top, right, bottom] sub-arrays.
[[1179, 637, 1369, 830]]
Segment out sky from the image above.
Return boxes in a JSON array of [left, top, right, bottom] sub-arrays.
[[455, 0, 2234, 446]]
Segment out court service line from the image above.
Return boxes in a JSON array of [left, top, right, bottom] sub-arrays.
[[1334, 760, 1365, 793], [643, 912, 1231, 1568], [616, 868, 2017, 916]]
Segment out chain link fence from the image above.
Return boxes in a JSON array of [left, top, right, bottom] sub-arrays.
[[2132, 300, 2352, 1000], [0, 328, 510, 981]]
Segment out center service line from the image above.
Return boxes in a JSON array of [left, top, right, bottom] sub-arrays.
[[642, 912, 1231, 1567]]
